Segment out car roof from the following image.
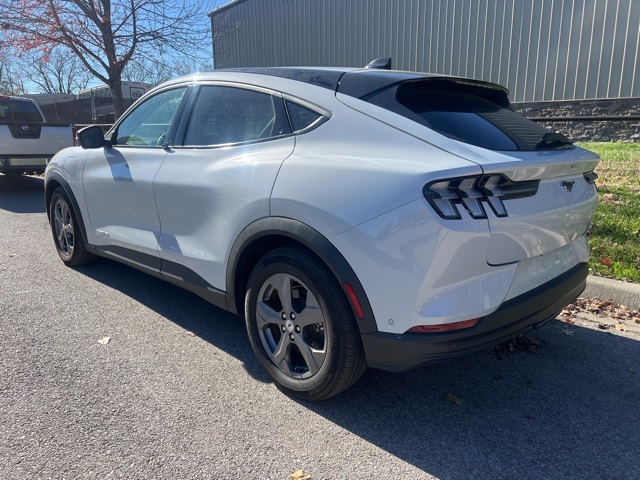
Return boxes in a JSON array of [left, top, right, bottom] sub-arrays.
[[158, 66, 509, 101], [206, 67, 437, 96]]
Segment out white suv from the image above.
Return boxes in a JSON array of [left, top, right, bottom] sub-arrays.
[[45, 67, 599, 400]]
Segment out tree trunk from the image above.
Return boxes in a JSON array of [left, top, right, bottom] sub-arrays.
[[109, 78, 125, 121]]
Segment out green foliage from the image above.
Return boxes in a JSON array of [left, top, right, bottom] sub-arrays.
[[580, 142, 640, 283]]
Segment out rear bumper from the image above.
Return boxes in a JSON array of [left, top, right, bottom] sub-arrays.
[[361, 262, 588, 372], [0, 155, 49, 173]]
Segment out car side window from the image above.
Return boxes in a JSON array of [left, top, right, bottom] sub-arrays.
[[284, 100, 326, 132], [183, 86, 291, 146], [114, 87, 187, 146]]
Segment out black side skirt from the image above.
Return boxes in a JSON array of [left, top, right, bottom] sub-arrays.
[[95, 246, 232, 312]]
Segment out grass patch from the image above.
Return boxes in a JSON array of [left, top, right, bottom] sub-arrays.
[[579, 142, 640, 283]]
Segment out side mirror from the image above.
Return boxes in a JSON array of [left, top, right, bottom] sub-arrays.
[[77, 125, 111, 149]]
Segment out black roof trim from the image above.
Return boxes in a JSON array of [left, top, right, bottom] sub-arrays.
[[210, 67, 510, 102], [218, 67, 349, 91], [213, 67, 429, 94]]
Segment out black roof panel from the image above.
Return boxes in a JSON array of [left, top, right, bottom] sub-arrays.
[[220, 67, 348, 90], [214, 67, 509, 100]]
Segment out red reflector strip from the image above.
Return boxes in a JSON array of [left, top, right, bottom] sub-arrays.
[[406, 318, 479, 333], [343, 284, 365, 319]]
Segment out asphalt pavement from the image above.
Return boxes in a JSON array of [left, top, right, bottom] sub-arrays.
[[1, 174, 639, 479]]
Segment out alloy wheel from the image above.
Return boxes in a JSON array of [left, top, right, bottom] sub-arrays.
[[53, 198, 75, 257], [255, 273, 327, 379]]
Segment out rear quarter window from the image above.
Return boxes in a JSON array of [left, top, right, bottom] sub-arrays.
[[365, 80, 569, 151], [285, 100, 327, 132]]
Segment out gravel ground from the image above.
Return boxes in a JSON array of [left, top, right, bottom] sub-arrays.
[[1, 174, 639, 480]]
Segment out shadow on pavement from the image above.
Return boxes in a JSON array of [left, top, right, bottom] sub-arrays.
[[309, 321, 640, 478], [0, 174, 46, 214], [74, 256, 640, 479], [73, 258, 268, 381]]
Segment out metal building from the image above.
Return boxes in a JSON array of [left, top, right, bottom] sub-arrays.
[[209, 0, 640, 102]]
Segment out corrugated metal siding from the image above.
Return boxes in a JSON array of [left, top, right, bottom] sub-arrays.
[[210, 0, 640, 101]]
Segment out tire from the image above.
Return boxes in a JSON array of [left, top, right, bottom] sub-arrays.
[[245, 246, 367, 400], [49, 188, 96, 266]]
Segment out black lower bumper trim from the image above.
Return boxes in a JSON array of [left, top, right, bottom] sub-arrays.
[[361, 262, 588, 372]]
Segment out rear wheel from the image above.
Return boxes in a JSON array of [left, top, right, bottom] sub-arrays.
[[245, 247, 367, 400], [49, 188, 96, 266]]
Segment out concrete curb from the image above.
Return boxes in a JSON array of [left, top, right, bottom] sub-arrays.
[[582, 275, 640, 311]]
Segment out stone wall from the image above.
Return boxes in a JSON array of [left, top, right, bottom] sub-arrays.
[[512, 98, 640, 143]]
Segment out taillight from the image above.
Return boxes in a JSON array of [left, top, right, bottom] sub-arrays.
[[406, 318, 479, 333], [423, 174, 539, 220], [72, 126, 78, 146]]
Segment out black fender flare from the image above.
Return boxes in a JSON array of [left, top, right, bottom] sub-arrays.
[[226, 217, 378, 334]]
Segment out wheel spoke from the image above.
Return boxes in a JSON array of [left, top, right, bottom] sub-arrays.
[[293, 335, 325, 375], [271, 333, 291, 368], [64, 232, 73, 251], [256, 299, 285, 328], [61, 203, 69, 222], [295, 303, 325, 328], [272, 273, 294, 313], [54, 206, 63, 226]]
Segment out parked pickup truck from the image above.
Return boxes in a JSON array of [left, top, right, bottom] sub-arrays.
[[0, 96, 76, 175]]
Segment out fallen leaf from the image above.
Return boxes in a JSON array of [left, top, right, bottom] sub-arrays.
[[600, 256, 613, 267], [98, 337, 111, 345], [444, 393, 464, 405], [290, 470, 311, 480], [488, 335, 541, 356]]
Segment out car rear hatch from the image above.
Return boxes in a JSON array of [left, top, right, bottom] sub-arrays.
[[445, 145, 599, 265], [337, 72, 600, 265]]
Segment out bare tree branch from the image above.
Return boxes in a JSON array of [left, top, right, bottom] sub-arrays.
[[0, 0, 216, 118], [15, 48, 93, 94], [0, 51, 26, 95]]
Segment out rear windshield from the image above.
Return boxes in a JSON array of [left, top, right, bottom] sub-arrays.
[[0, 98, 43, 123], [364, 80, 570, 151]]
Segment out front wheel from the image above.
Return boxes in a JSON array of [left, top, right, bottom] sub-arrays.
[[245, 247, 367, 400], [49, 188, 96, 266]]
